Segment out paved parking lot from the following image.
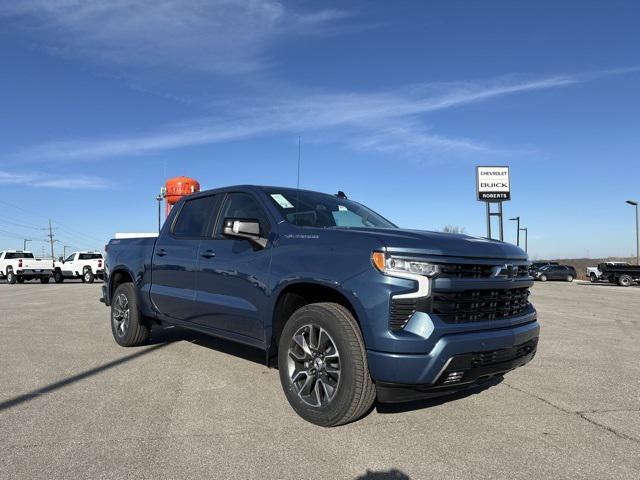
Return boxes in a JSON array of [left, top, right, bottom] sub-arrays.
[[1, 280, 639, 479]]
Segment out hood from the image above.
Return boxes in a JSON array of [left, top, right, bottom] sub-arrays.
[[340, 227, 528, 261]]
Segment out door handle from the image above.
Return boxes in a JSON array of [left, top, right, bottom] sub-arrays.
[[155, 249, 167, 257], [201, 250, 216, 259]]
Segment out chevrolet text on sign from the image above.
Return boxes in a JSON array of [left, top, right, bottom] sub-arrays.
[[476, 166, 510, 202]]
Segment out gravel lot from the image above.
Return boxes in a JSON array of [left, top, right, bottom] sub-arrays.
[[1, 280, 639, 479]]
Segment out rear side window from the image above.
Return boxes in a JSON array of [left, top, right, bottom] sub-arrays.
[[172, 195, 217, 238], [79, 253, 102, 260]]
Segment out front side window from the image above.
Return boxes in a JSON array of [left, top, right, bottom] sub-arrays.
[[263, 188, 396, 229], [65, 254, 76, 262], [216, 193, 271, 237], [172, 195, 217, 238]]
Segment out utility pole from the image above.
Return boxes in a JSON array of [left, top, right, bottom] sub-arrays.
[[520, 227, 528, 254], [509, 216, 520, 246], [626, 200, 639, 265], [47, 219, 56, 260], [23, 239, 31, 251]]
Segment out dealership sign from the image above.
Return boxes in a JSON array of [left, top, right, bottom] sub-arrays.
[[476, 166, 510, 202]]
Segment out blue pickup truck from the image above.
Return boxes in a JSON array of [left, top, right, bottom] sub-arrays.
[[102, 185, 538, 426]]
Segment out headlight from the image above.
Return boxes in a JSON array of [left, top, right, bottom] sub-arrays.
[[371, 252, 439, 277]]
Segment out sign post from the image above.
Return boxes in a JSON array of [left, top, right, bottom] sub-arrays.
[[476, 166, 511, 240]]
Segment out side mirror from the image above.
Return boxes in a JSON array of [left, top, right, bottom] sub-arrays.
[[223, 218, 267, 248]]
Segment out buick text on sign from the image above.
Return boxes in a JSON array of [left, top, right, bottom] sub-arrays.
[[476, 166, 510, 202]]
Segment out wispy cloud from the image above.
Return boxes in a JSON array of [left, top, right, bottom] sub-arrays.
[[12, 69, 631, 162], [0, 170, 109, 189], [0, 0, 352, 75]]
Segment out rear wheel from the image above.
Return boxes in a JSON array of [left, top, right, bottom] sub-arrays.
[[6, 270, 16, 284], [17, 276, 25, 284], [111, 283, 150, 347], [278, 302, 376, 427], [53, 271, 64, 283], [40, 277, 50, 284], [618, 275, 632, 287], [83, 269, 95, 284]]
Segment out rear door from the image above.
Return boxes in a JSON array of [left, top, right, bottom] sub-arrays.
[[192, 192, 273, 341], [151, 194, 219, 322]]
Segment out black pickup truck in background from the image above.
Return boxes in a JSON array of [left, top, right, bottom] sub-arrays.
[[598, 263, 640, 287]]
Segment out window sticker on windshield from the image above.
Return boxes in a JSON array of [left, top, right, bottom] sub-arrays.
[[271, 193, 295, 209], [338, 205, 348, 211]]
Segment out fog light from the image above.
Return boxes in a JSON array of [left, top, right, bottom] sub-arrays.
[[443, 371, 465, 384]]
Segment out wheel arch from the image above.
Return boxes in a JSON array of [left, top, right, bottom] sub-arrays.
[[269, 281, 363, 352]]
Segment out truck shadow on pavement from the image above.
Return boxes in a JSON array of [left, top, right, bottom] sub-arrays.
[[148, 325, 266, 365], [374, 376, 504, 415]]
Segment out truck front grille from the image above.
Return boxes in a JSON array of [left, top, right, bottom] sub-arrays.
[[438, 264, 529, 279], [431, 287, 531, 324]]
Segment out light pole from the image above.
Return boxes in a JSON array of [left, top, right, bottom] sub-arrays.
[[509, 217, 520, 246], [519, 227, 528, 254], [23, 239, 31, 251], [63, 245, 71, 259], [626, 200, 639, 265]]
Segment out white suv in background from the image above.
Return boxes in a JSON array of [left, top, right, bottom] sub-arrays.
[[53, 251, 104, 283]]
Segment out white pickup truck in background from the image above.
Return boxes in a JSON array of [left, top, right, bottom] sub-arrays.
[[585, 262, 630, 282], [0, 251, 55, 284], [53, 251, 104, 283]]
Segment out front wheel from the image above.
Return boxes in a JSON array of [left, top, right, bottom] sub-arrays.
[[278, 303, 376, 427], [110, 283, 150, 346], [17, 276, 25, 284], [566, 275, 574, 282], [539, 275, 548, 282], [54, 271, 64, 283], [590, 273, 597, 283]]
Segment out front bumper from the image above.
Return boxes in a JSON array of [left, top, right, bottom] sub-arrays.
[[368, 320, 539, 401]]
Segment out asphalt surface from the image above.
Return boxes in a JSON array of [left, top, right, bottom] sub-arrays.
[[1, 280, 639, 479]]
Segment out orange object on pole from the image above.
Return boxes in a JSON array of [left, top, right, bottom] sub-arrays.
[[165, 176, 200, 216]]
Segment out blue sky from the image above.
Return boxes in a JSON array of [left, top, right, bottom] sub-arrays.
[[0, 0, 639, 259]]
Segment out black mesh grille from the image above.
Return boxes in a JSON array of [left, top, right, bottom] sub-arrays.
[[472, 339, 537, 366], [438, 264, 529, 279], [432, 287, 531, 324]]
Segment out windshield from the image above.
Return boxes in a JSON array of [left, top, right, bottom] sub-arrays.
[[263, 188, 397, 229]]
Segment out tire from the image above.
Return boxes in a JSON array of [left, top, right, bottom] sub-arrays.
[[618, 275, 632, 287], [54, 271, 64, 283], [40, 277, 50, 284], [6, 270, 16, 284], [83, 269, 95, 284], [110, 283, 150, 347], [539, 275, 548, 282], [17, 276, 25, 284], [590, 273, 597, 283], [566, 275, 574, 282], [278, 302, 376, 427]]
